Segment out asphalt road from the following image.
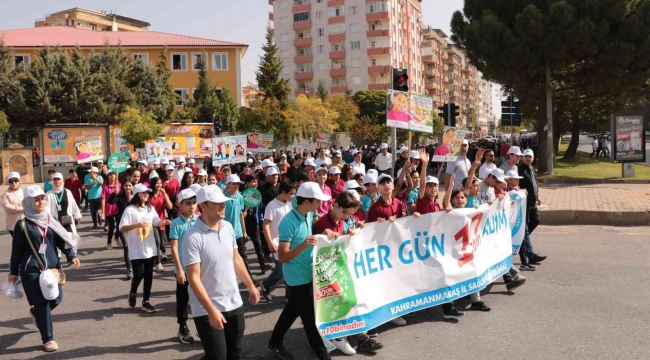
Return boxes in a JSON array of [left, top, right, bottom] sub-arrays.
[[1, 213, 649, 359]]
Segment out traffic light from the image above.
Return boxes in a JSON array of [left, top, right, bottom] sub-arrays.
[[392, 68, 409, 92], [450, 103, 460, 127], [213, 114, 221, 136], [438, 103, 448, 125]]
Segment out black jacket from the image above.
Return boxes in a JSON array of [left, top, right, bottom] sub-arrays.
[[518, 163, 538, 209]]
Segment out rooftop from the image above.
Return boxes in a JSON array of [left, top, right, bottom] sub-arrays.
[[47, 7, 151, 28], [0, 27, 247, 51]]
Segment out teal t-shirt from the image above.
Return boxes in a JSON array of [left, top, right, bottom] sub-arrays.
[[279, 209, 314, 286], [361, 193, 379, 213], [217, 181, 227, 191], [44, 180, 53, 193], [169, 213, 198, 273], [466, 195, 482, 208], [407, 188, 419, 215], [84, 174, 103, 200], [224, 191, 244, 238]]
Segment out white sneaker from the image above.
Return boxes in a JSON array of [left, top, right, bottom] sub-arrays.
[[331, 337, 356, 355], [156, 263, 164, 272], [391, 316, 407, 326]]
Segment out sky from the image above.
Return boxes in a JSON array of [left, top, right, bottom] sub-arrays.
[[0, 0, 500, 117]]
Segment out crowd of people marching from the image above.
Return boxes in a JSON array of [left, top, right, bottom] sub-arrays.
[[4, 140, 547, 359]]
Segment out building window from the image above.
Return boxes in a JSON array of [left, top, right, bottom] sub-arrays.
[[350, 41, 361, 50], [171, 53, 187, 71], [349, 6, 358, 15], [317, 28, 325, 36], [280, 17, 287, 25], [279, 0, 288, 9], [351, 76, 362, 85], [350, 23, 359, 33], [329, 23, 345, 34], [192, 53, 207, 71], [281, 33, 289, 42], [316, 11, 323, 20], [174, 89, 188, 106], [332, 43, 344, 51], [212, 53, 229, 71], [371, 58, 377, 66], [318, 62, 326, 71], [367, 1, 388, 13], [299, 65, 312, 72], [90, 24, 97, 31], [132, 53, 149, 64], [14, 55, 30, 70], [294, 11, 310, 22], [317, 45, 325, 54], [282, 66, 290, 75], [370, 41, 376, 49], [316, 0, 322, 3], [328, 6, 345, 17], [281, 49, 290, 58], [351, 58, 360, 68]]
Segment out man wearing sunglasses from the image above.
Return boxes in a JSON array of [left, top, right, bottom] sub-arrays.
[[478, 149, 497, 180]]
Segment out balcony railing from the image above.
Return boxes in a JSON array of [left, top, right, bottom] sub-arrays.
[[329, 50, 346, 59], [369, 83, 391, 90]]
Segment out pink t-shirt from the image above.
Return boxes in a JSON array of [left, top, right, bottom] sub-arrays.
[[101, 184, 119, 216], [317, 184, 332, 216]]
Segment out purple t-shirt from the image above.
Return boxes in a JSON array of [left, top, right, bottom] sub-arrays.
[[317, 185, 332, 216], [101, 184, 119, 216]]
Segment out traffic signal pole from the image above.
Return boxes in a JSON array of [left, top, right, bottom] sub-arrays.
[[510, 96, 514, 145], [390, 67, 397, 169]]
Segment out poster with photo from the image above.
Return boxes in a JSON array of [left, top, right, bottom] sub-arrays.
[[386, 90, 434, 134], [212, 136, 231, 166], [432, 127, 468, 162], [247, 133, 274, 152], [229, 135, 248, 164], [145, 142, 173, 161]]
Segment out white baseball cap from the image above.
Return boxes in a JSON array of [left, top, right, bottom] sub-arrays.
[[185, 168, 194, 174], [462, 140, 470, 145], [153, 158, 161, 165], [166, 165, 175, 171], [380, 143, 388, 150], [304, 159, 317, 167], [316, 166, 329, 174], [8, 172, 20, 181], [133, 183, 153, 195], [425, 176, 439, 185], [91, 167, 99, 173], [523, 149, 534, 157], [26, 185, 45, 198], [247, 158, 253, 163], [410, 150, 421, 160], [149, 171, 159, 179], [169, 161, 176, 167], [352, 167, 365, 176], [377, 173, 394, 184], [328, 167, 341, 175], [226, 174, 243, 184], [161, 158, 170, 165], [177, 188, 197, 203], [266, 167, 279, 176], [363, 173, 378, 185], [490, 168, 506, 183], [188, 159, 196, 164], [281, 154, 287, 158], [296, 182, 332, 201], [262, 159, 276, 168], [254, 166, 263, 171], [97, 160, 104, 164], [198, 169, 208, 176], [347, 189, 361, 201], [176, 156, 186, 163], [351, 150, 359, 156], [52, 172, 64, 180], [505, 170, 523, 180], [508, 146, 523, 156], [343, 179, 366, 192], [399, 146, 409, 153], [196, 184, 232, 204], [138, 159, 148, 166], [190, 183, 203, 194]]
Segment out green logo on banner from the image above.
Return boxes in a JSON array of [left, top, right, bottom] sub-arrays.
[[242, 188, 262, 208], [108, 150, 131, 172]]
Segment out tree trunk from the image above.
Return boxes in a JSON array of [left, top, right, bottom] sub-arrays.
[[563, 111, 582, 159], [538, 63, 554, 175], [552, 109, 561, 154]]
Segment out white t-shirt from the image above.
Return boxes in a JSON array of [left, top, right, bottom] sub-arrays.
[[478, 162, 497, 180], [351, 161, 366, 175], [479, 180, 496, 203], [446, 155, 471, 190], [119, 205, 161, 260], [374, 152, 392, 171], [264, 198, 293, 260], [315, 157, 332, 168]]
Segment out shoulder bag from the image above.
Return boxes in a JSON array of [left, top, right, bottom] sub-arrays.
[[21, 219, 66, 285]]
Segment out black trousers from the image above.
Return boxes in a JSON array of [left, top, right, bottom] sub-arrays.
[[194, 306, 245, 360], [8, 230, 13, 238], [153, 227, 167, 264], [130, 257, 155, 302], [176, 277, 189, 324], [244, 221, 266, 268], [116, 229, 131, 271], [527, 206, 541, 234], [82, 189, 88, 210], [236, 237, 251, 276], [89, 198, 102, 226], [106, 214, 118, 245], [258, 224, 271, 258], [269, 282, 327, 356]]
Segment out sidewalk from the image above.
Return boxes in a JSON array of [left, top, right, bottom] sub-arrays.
[[1, 183, 648, 227]]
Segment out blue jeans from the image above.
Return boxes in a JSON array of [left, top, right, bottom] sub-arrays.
[[523, 225, 536, 255], [263, 259, 284, 291], [377, 169, 392, 176]]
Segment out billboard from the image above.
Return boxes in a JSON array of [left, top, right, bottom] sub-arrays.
[[611, 111, 646, 163], [43, 126, 107, 164], [246, 133, 274, 152], [432, 126, 468, 162], [161, 124, 214, 158], [386, 90, 434, 134]]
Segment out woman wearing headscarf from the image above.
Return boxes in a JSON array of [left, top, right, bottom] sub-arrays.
[[1, 172, 24, 237], [46, 172, 82, 235], [8, 186, 81, 352]]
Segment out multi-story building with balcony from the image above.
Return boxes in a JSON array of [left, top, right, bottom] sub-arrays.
[[476, 74, 494, 134], [421, 27, 447, 107], [270, 0, 424, 98]]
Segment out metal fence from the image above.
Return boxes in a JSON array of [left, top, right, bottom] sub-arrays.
[[0, 130, 39, 149]]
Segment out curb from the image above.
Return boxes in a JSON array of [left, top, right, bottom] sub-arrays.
[[538, 179, 650, 184], [541, 209, 650, 226]]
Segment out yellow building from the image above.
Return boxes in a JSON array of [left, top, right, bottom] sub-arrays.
[[35, 7, 150, 32], [0, 27, 248, 106]]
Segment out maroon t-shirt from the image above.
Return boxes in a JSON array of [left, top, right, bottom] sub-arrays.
[[367, 197, 407, 223], [149, 192, 167, 230], [416, 197, 441, 215], [325, 178, 346, 200], [313, 212, 345, 235]]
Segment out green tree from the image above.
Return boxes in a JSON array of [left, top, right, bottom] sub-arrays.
[[128, 56, 177, 122], [214, 86, 240, 132], [256, 26, 290, 107], [351, 90, 390, 140], [469, 108, 478, 131], [155, 47, 177, 120], [22, 47, 67, 125], [0, 40, 26, 127], [451, 0, 650, 174], [118, 106, 163, 147], [326, 95, 359, 132], [238, 97, 296, 145], [0, 110, 9, 133], [316, 81, 328, 100], [90, 42, 135, 124], [60, 46, 101, 122], [190, 55, 220, 123]]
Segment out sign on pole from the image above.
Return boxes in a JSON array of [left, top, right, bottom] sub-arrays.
[[610, 111, 646, 163], [386, 90, 434, 134]]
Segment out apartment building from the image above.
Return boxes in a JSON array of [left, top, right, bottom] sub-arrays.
[[0, 27, 247, 106], [421, 27, 447, 107], [34, 8, 150, 32], [476, 75, 494, 133], [270, 0, 424, 97]]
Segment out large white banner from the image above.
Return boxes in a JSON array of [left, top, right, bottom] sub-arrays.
[[313, 196, 518, 340], [508, 190, 527, 254]]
